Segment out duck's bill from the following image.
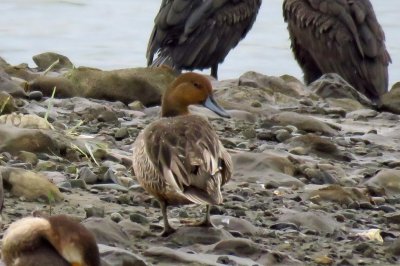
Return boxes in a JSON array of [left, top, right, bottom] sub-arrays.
[[203, 95, 231, 118]]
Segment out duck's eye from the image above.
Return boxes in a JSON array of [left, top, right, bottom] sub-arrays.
[[192, 82, 201, 89]]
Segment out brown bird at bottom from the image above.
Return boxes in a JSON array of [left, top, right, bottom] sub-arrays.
[[283, 0, 391, 102], [132, 72, 232, 236], [1, 215, 100, 266]]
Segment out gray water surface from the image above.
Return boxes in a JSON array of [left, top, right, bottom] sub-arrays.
[[1, 0, 399, 87]]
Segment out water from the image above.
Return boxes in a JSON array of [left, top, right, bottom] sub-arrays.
[[1, 0, 399, 87]]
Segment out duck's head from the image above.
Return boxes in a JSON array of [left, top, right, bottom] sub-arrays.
[[161, 72, 230, 118], [2, 215, 100, 266], [46, 215, 100, 266]]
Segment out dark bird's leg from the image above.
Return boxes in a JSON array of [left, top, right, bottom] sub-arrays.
[[159, 200, 176, 237], [211, 64, 218, 79]]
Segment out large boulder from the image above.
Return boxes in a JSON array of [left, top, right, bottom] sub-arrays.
[[28, 67, 177, 105]]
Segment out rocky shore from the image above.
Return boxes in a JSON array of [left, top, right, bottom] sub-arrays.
[[1, 52, 400, 265]]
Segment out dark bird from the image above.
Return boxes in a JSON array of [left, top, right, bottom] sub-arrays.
[[2, 215, 100, 266], [147, 0, 262, 79], [132, 72, 232, 236], [283, 0, 391, 102]]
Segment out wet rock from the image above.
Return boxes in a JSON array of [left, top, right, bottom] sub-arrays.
[[32, 52, 74, 71], [0, 70, 27, 97], [278, 211, 342, 235], [82, 217, 131, 247], [239, 71, 305, 98], [29, 67, 177, 105], [275, 129, 292, 142], [286, 134, 351, 161], [84, 205, 105, 218], [384, 212, 400, 224], [114, 127, 129, 140], [306, 185, 369, 206], [211, 215, 262, 236], [35, 161, 58, 171], [144, 246, 260, 266], [270, 112, 338, 136], [70, 179, 88, 189], [301, 166, 338, 184], [346, 109, 378, 120], [0, 166, 63, 202], [129, 212, 149, 225], [270, 222, 299, 231], [0, 125, 64, 155], [326, 98, 366, 112], [388, 237, 400, 256], [4, 63, 39, 81], [118, 219, 151, 238], [364, 169, 400, 197], [99, 244, 148, 266], [227, 110, 257, 123], [0, 92, 17, 114], [208, 238, 302, 266], [78, 167, 98, 184], [168, 227, 233, 246], [16, 151, 38, 166], [128, 100, 145, 111], [41, 171, 68, 186], [232, 152, 304, 188], [309, 73, 372, 107], [381, 83, 400, 114], [97, 110, 118, 123], [0, 113, 52, 129], [28, 90, 43, 101]]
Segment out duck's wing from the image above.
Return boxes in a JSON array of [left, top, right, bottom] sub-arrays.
[[283, 0, 391, 101], [144, 116, 232, 205], [147, 0, 261, 70]]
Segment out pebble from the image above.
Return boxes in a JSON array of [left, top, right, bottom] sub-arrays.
[[84, 205, 105, 218], [115, 127, 129, 140], [275, 129, 292, 142], [129, 213, 149, 225], [78, 166, 98, 184], [28, 90, 43, 101], [110, 212, 123, 223]]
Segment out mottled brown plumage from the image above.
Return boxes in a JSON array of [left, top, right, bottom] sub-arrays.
[[147, 0, 262, 79], [132, 72, 232, 236], [283, 0, 391, 102], [2, 215, 100, 266]]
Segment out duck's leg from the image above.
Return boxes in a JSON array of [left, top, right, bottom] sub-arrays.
[[159, 200, 176, 237], [198, 204, 213, 227]]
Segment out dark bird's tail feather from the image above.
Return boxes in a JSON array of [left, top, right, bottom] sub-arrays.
[[151, 50, 175, 69]]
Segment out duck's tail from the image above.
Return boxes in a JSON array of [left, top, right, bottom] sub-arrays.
[[183, 173, 223, 205]]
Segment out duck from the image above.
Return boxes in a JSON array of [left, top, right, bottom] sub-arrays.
[[283, 0, 391, 103], [132, 72, 232, 236], [147, 0, 262, 79], [1, 214, 100, 266]]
